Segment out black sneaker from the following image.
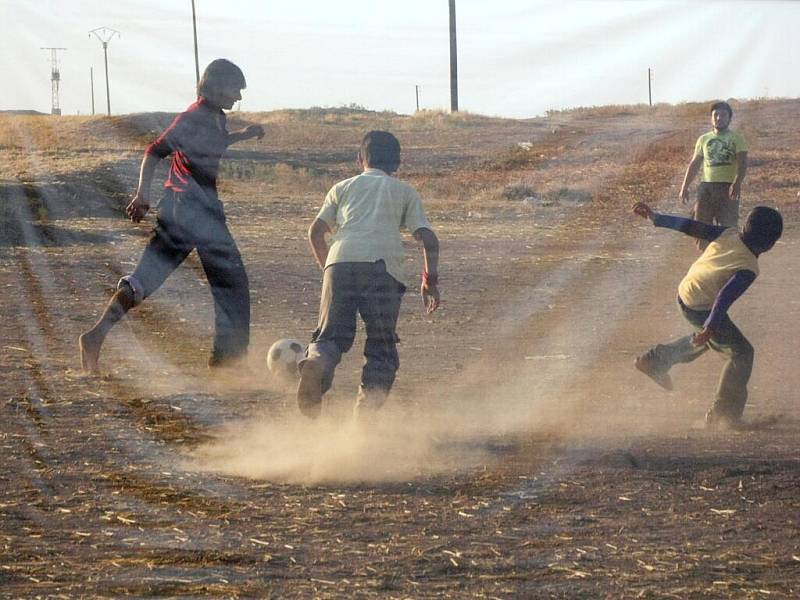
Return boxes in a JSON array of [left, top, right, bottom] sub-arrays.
[[634, 353, 673, 391], [297, 361, 323, 419]]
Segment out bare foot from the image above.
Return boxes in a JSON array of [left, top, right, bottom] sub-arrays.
[[79, 330, 103, 373]]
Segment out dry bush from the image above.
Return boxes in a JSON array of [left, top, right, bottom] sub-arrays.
[[545, 101, 721, 121], [219, 161, 328, 193], [406, 109, 501, 129], [501, 182, 537, 200]]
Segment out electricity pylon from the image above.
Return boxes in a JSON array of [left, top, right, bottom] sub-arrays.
[[41, 47, 67, 115]]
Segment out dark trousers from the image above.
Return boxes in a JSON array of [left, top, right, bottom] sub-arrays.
[[693, 182, 739, 250], [132, 190, 250, 360], [303, 261, 405, 397], [644, 299, 754, 420]]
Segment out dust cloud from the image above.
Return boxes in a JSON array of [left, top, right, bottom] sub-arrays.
[[185, 365, 638, 486], [187, 404, 497, 484]]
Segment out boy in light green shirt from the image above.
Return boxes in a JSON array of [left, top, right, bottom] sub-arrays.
[[679, 101, 748, 250]]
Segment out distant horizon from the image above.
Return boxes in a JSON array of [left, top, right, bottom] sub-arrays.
[[3, 94, 799, 122]]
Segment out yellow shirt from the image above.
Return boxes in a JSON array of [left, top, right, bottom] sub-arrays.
[[317, 168, 432, 285], [678, 229, 759, 310], [693, 129, 748, 183]]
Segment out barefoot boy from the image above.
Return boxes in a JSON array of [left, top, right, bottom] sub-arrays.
[[79, 59, 264, 372], [632, 201, 782, 429], [297, 131, 440, 420]]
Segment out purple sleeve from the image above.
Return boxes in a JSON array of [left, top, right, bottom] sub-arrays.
[[704, 270, 757, 331], [652, 213, 727, 241]]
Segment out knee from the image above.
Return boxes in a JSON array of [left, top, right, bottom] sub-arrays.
[[118, 275, 144, 307]]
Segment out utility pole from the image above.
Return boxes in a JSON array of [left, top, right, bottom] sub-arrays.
[[415, 85, 420, 112], [648, 67, 653, 107], [191, 0, 200, 86], [448, 0, 458, 112], [90, 67, 95, 115], [40, 47, 67, 116], [89, 27, 120, 116]]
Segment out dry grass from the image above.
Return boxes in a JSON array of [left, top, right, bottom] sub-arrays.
[[3, 96, 800, 598], [4, 97, 800, 227]]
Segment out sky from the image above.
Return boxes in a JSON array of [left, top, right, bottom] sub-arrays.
[[0, 0, 797, 118]]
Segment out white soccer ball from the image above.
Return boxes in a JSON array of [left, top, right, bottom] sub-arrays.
[[266, 338, 305, 380]]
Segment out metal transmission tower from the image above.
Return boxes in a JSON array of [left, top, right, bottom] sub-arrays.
[[448, 0, 458, 112], [41, 47, 67, 115], [88, 27, 120, 116]]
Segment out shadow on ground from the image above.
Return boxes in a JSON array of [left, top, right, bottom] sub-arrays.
[[0, 160, 138, 247]]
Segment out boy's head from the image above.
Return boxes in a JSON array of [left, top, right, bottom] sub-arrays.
[[359, 131, 401, 174], [198, 59, 246, 109], [710, 101, 733, 131], [742, 206, 783, 253]]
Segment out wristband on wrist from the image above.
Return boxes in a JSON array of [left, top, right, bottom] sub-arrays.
[[422, 271, 438, 286]]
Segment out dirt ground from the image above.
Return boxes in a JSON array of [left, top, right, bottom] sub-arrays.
[[1, 101, 799, 598]]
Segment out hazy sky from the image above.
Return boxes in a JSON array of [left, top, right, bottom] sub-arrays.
[[1, 0, 797, 118]]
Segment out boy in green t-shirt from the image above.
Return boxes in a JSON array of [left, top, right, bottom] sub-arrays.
[[297, 131, 440, 421], [679, 101, 749, 250]]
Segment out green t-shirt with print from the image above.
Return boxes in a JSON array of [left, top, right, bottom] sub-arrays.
[[693, 129, 748, 183]]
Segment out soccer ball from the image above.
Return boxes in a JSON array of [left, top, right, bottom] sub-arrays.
[[266, 338, 305, 380]]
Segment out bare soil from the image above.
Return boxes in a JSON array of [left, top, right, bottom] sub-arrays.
[[1, 101, 799, 598]]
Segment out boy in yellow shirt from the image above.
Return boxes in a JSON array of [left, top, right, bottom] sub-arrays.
[[633, 201, 782, 429], [679, 101, 748, 250], [297, 131, 440, 421]]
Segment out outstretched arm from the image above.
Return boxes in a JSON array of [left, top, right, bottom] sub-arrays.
[[227, 125, 265, 145], [692, 270, 756, 346], [308, 218, 331, 270], [413, 227, 440, 314], [632, 202, 726, 241]]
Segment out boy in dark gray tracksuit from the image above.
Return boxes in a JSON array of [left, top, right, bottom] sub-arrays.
[[79, 59, 264, 372]]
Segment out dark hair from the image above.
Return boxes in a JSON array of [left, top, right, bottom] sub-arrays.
[[197, 59, 246, 99], [710, 101, 733, 117], [743, 206, 783, 250], [360, 131, 401, 174]]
